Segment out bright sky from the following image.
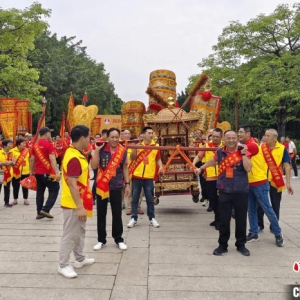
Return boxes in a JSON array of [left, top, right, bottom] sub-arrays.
[[1, 0, 297, 105]]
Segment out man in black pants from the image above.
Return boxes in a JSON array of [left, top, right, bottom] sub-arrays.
[[91, 128, 130, 251], [30, 127, 60, 219], [195, 131, 252, 256], [193, 128, 223, 229], [193, 129, 208, 203], [10, 138, 30, 205]]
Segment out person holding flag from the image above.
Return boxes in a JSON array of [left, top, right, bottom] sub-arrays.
[[30, 127, 60, 219], [9, 138, 30, 205], [58, 125, 94, 279]]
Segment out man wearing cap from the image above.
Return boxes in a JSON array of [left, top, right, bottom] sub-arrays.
[[30, 127, 60, 219]]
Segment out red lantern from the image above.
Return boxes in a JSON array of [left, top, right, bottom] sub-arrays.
[[201, 90, 212, 101]]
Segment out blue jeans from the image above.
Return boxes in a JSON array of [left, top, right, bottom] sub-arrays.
[[248, 182, 281, 236], [131, 178, 155, 221]]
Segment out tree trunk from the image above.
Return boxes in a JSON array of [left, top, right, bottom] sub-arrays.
[[277, 98, 286, 138]]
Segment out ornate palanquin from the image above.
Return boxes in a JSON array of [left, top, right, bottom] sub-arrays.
[[143, 107, 201, 197]]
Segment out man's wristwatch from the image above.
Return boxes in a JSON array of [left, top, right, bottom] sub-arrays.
[[125, 182, 130, 186], [241, 153, 246, 156]]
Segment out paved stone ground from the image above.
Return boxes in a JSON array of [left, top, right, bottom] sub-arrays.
[[0, 176, 300, 300]]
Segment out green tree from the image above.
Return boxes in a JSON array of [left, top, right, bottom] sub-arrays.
[[0, 3, 50, 111], [191, 3, 300, 137], [28, 32, 123, 131], [176, 90, 190, 112]]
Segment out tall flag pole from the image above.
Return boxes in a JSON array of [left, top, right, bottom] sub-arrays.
[[32, 97, 47, 145], [60, 111, 66, 140], [66, 93, 75, 133]]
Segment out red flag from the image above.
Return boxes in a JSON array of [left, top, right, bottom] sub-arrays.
[[66, 94, 75, 132], [60, 112, 66, 140]]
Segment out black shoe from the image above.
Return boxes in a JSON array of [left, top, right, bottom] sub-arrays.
[[192, 195, 199, 203], [36, 214, 46, 220], [209, 221, 216, 226], [40, 210, 54, 219], [237, 246, 250, 256], [275, 234, 284, 247], [199, 197, 205, 202], [246, 233, 259, 243], [213, 246, 228, 256], [207, 207, 213, 212], [4, 203, 13, 207]]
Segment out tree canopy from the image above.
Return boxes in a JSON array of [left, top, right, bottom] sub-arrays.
[[0, 2, 50, 111], [0, 3, 123, 132], [28, 31, 123, 130], [189, 3, 300, 137]]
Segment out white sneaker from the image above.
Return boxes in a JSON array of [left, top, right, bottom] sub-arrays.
[[118, 242, 128, 250], [93, 242, 105, 251], [127, 218, 137, 228], [292, 176, 299, 179], [58, 265, 77, 278], [150, 218, 160, 228], [74, 257, 95, 269]]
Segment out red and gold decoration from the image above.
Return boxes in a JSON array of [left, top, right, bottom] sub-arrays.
[[15, 100, 30, 133], [143, 107, 201, 197], [0, 111, 18, 139], [66, 94, 76, 132], [147, 69, 177, 114], [91, 116, 102, 137], [0, 98, 31, 137], [121, 101, 146, 137]]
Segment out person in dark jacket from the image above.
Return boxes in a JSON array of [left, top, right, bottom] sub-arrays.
[[91, 128, 130, 251], [195, 130, 252, 256]]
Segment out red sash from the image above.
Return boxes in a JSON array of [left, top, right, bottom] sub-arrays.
[[13, 148, 29, 179], [261, 143, 285, 191], [33, 143, 56, 178], [218, 150, 243, 177], [62, 168, 93, 217], [128, 146, 153, 175], [96, 144, 126, 200]]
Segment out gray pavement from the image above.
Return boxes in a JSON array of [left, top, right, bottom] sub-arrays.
[[0, 177, 300, 300]]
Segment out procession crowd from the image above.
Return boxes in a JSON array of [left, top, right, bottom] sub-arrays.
[[0, 124, 298, 278]]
